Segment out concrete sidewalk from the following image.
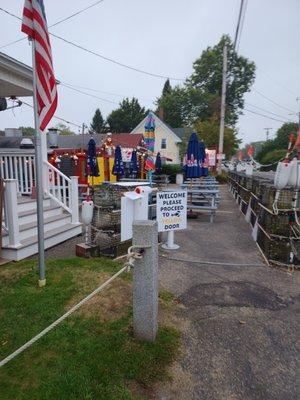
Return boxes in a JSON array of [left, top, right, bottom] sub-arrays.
[[156, 185, 300, 400]]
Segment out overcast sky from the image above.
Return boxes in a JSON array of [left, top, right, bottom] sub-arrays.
[[0, 0, 299, 145]]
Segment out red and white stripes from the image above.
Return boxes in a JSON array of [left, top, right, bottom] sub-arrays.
[[21, 0, 57, 131]]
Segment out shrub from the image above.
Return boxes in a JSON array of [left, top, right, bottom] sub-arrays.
[[161, 164, 182, 183]]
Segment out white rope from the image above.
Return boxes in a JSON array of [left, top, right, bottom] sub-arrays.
[[161, 255, 265, 267], [0, 265, 128, 368]]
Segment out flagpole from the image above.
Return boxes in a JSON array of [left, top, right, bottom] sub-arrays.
[[30, 38, 46, 287]]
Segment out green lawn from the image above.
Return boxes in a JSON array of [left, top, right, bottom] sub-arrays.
[[0, 258, 180, 400]]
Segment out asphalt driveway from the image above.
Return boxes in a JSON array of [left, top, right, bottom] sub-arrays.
[[156, 185, 300, 400]]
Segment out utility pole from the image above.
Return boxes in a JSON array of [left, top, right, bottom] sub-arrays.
[[81, 123, 87, 151], [264, 127, 272, 141], [296, 97, 300, 129], [217, 44, 228, 174]]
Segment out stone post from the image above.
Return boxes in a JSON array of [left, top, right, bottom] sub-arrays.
[[132, 220, 158, 342]]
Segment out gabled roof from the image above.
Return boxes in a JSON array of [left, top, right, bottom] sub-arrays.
[[131, 113, 182, 143], [110, 133, 143, 148]]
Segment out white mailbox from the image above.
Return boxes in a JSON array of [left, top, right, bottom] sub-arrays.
[[121, 186, 152, 242]]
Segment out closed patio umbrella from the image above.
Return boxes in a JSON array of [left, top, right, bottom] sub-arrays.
[[112, 145, 124, 177], [129, 149, 139, 178], [183, 132, 202, 178], [199, 140, 208, 176], [155, 152, 162, 174], [87, 138, 99, 178]]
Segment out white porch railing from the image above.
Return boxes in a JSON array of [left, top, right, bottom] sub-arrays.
[[0, 154, 35, 194], [1, 157, 80, 249], [44, 161, 79, 224]]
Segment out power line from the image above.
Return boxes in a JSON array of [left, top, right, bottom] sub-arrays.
[[259, 69, 299, 98], [49, 32, 184, 81], [244, 107, 294, 123], [61, 81, 154, 103], [245, 102, 294, 122], [252, 88, 296, 114], [60, 83, 119, 105], [0, 7, 185, 81], [0, 1, 104, 49], [21, 99, 82, 129], [234, 0, 247, 51]]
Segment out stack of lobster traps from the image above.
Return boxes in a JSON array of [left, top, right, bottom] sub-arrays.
[[90, 184, 123, 257], [229, 171, 300, 268]]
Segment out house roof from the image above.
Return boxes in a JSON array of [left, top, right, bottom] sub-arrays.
[[172, 127, 185, 139], [0, 52, 33, 97], [130, 113, 182, 143], [110, 133, 143, 148]]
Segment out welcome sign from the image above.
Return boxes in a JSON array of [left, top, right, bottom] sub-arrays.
[[156, 191, 187, 232]]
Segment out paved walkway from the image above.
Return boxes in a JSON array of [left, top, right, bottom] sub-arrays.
[[156, 185, 300, 400]]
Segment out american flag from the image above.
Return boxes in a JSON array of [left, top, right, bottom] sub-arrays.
[[21, 0, 57, 131]]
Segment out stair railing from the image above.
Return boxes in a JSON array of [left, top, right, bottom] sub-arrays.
[[44, 161, 79, 224]]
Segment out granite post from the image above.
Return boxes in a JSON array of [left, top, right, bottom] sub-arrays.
[[132, 220, 158, 342]]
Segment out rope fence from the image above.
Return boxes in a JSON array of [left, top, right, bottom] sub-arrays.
[[0, 246, 143, 368]]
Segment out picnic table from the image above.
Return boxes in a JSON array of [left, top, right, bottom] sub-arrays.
[[152, 174, 170, 186], [183, 188, 219, 222]]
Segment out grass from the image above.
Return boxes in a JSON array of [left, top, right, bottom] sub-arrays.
[[0, 258, 180, 400]]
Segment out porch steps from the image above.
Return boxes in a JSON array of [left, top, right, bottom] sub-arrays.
[[2, 197, 82, 261]]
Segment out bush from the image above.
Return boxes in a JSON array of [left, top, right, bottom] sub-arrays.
[[260, 149, 287, 165], [161, 164, 182, 183]]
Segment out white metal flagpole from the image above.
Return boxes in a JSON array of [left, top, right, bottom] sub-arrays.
[[30, 38, 46, 287]]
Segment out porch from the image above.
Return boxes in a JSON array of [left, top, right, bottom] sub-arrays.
[[0, 51, 82, 261]]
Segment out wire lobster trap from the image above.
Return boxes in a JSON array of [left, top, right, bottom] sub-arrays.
[[256, 228, 293, 264]]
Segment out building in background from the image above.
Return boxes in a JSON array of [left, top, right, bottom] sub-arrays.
[[131, 113, 182, 164]]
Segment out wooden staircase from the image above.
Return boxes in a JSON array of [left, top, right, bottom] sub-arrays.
[[2, 196, 82, 261]]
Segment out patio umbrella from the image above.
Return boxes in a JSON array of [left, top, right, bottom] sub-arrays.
[[129, 149, 139, 177], [112, 145, 124, 177], [87, 138, 99, 178], [199, 140, 208, 176], [183, 132, 202, 178], [155, 152, 162, 174]]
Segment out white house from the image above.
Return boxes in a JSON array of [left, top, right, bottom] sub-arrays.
[[130, 113, 182, 164]]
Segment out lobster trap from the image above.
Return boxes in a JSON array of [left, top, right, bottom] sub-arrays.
[[229, 171, 300, 267]]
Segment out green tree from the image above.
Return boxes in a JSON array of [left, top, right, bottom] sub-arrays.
[[156, 86, 189, 127], [257, 122, 298, 162], [54, 123, 74, 136], [162, 79, 172, 97], [19, 126, 35, 136], [107, 98, 147, 133], [195, 116, 241, 158], [156, 35, 256, 128], [187, 34, 256, 125], [90, 108, 105, 133]]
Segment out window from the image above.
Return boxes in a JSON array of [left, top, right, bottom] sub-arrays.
[[161, 138, 167, 149]]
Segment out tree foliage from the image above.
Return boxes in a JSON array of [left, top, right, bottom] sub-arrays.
[[90, 108, 105, 133], [107, 98, 147, 133], [19, 126, 35, 136], [156, 35, 256, 128], [54, 123, 75, 136], [162, 79, 172, 97], [195, 116, 241, 158], [257, 122, 298, 162]]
